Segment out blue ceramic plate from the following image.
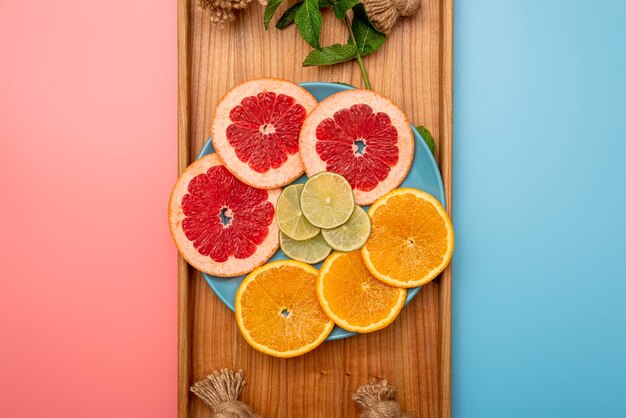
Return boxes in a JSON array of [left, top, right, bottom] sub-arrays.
[[198, 82, 446, 340]]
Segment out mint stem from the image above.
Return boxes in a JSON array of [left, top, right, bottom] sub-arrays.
[[344, 15, 372, 90]]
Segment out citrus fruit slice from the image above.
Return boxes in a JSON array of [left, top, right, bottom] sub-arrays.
[[300, 89, 414, 205], [321, 205, 371, 252], [276, 184, 320, 240], [362, 188, 454, 287], [235, 260, 334, 358], [212, 78, 317, 189], [317, 251, 406, 333], [168, 153, 280, 277], [280, 231, 332, 264], [300, 172, 355, 229]]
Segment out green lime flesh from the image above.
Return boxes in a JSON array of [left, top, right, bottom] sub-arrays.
[[280, 231, 332, 264], [300, 172, 355, 229], [321, 205, 371, 252]]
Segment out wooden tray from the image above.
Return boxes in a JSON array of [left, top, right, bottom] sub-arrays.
[[177, 0, 453, 415]]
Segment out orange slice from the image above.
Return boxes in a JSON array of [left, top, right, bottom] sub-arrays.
[[362, 188, 454, 288], [317, 251, 406, 333], [235, 260, 334, 358]]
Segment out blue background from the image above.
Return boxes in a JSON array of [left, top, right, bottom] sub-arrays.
[[453, 0, 626, 416]]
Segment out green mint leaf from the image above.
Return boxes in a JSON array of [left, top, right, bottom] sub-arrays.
[[303, 43, 358, 66], [275, 1, 303, 29], [352, 3, 378, 29], [295, 0, 323, 49], [276, 0, 329, 30], [332, 0, 358, 18], [264, 0, 284, 29], [349, 3, 386, 56], [416, 125, 436, 156]]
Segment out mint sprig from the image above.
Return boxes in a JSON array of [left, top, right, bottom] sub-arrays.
[[295, 0, 323, 49], [266, 0, 387, 89]]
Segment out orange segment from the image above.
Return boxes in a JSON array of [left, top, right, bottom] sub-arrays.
[[235, 260, 334, 358], [317, 251, 406, 333], [362, 188, 454, 288]]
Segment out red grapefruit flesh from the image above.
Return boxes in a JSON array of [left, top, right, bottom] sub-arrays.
[[169, 153, 280, 277], [299, 90, 414, 205], [212, 78, 318, 189]]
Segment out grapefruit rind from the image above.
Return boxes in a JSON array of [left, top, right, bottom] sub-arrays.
[[299, 89, 414, 206], [317, 252, 407, 333], [168, 153, 280, 277], [235, 260, 334, 358], [361, 188, 454, 288], [212, 78, 318, 190]]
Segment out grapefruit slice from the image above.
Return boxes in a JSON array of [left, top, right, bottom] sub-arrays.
[[168, 153, 280, 277], [299, 89, 414, 205], [212, 78, 318, 189]]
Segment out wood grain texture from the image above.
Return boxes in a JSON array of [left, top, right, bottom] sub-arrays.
[[439, 2, 453, 418], [177, 0, 192, 417], [177, 0, 453, 415]]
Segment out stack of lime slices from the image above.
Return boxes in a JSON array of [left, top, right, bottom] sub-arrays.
[[276, 172, 371, 264]]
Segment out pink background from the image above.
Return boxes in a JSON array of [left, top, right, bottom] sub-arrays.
[[0, 1, 177, 417]]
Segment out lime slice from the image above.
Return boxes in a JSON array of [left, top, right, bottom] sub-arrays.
[[280, 231, 332, 264], [300, 172, 355, 229], [321, 205, 371, 251], [276, 184, 320, 241]]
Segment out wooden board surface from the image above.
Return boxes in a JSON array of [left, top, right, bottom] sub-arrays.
[[178, 0, 453, 416]]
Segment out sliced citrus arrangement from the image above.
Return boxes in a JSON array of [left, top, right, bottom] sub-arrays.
[[300, 172, 355, 229], [321, 205, 371, 252], [299, 89, 414, 205], [168, 79, 453, 354], [212, 78, 317, 189], [279, 232, 331, 264], [318, 251, 406, 333], [276, 184, 319, 241], [235, 260, 334, 358], [362, 188, 454, 287], [168, 153, 280, 277]]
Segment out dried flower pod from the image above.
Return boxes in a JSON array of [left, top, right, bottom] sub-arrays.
[[198, 0, 265, 25], [191, 369, 259, 418], [362, 0, 421, 32]]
